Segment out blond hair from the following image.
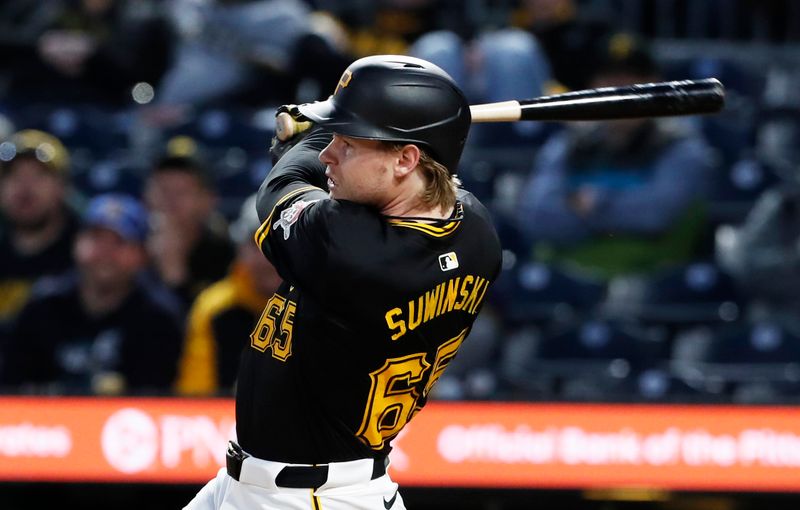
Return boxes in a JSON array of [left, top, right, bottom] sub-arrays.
[[387, 143, 460, 211]]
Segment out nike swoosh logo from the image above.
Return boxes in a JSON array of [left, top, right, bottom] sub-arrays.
[[383, 489, 398, 509]]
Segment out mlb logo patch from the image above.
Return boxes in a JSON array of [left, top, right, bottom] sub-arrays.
[[438, 252, 459, 271]]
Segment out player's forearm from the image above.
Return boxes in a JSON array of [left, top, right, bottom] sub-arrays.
[[256, 127, 332, 222]]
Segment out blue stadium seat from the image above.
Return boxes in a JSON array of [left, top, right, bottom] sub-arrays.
[[756, 107, 800, 171], [12, 104, 130, 160], [499, 319, 652, 401], [163, 108, 273, 155], [457, 145, 541, 205], [673, 321, 800, 403], [491, 261, 607, 327], [603, 261, 745, 327], [707, 155, 782, 225], [72, 157, 145, 198], [214, 153, 272, 220], [633, 367, 708, 402]]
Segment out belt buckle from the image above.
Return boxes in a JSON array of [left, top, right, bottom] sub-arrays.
[[226, 441, 248, 481]]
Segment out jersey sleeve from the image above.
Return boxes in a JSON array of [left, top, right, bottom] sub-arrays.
[[254, 127, 375, 299]]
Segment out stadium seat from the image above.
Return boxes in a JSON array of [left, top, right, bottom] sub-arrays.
[[756, 107, 800, 171], [72, 157, 145, 198], [498, 318, 652, 401], [672, 320, 800, 403], [163, 107, 273, 155], [602, 260, 745, 327], [214, 152, 272, 220], [491, 261, 607, 328], [12, 104, 130, 160], [458, 145, 541, 206], [707, 155, 782, 225]]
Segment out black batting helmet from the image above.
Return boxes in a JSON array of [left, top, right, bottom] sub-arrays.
[[297, 55, 471, 174]]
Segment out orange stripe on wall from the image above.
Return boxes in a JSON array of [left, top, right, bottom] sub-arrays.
[[1, 398, 800, 491]]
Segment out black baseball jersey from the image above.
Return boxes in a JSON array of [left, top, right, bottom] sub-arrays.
[[0, 210, 79, 328], [3, 272, 184, 393], [237, 128, 501, 464]]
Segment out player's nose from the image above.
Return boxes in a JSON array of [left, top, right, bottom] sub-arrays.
[[319, 140, 336, 167]]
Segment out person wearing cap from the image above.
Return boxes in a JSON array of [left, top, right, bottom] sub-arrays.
[[514, 33, 717, 281], [175, 194, 281, 396], [0, 129, 80, 337], [144, 153, 236, 309], [184, 55, 501, 510], [1, 193, 183, 395]]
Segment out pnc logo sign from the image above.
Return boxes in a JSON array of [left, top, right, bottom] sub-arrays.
[[334, 70, 353, 95]]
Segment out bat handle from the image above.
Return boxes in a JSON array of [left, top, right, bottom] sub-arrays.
[[275, 112, 313, 142]]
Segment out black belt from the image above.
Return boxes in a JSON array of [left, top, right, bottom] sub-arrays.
[[226, 441, 386, 489]]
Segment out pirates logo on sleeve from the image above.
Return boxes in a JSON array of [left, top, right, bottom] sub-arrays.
[[273, 199, 318, 240], [438, 252, 459, 271]]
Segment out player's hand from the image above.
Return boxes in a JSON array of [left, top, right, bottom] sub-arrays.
[[270, 104, 314, 165]]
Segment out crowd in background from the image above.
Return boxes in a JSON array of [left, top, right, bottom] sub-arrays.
[[0, 0, 799, 404]]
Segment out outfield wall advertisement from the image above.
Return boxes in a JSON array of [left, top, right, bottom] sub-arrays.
[[1, 397, 800, 491]]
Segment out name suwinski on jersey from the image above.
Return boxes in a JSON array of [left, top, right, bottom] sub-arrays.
[[384, 274, 490, 341]]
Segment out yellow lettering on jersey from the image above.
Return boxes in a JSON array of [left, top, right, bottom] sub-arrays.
[[469, 278, 491, 315], [385, 308, 406, 341], [408, 296, 424, 331], [453, 275, 474, 310], [461, 277, 486, 313], [250, 293, 298, 361], [359, 331, 470, 451], [383, 275, 489, 341], [271, 300, 296, 361], [422, 328, 468, 398], [423, 285, 440, 323], [435, 282, 447, 316], [356, 353, 429, 449], [443, 277, 461, 313], [251, 295, 285, 352]]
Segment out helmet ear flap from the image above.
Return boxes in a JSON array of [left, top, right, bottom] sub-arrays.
[[298, 55, 471, 174]]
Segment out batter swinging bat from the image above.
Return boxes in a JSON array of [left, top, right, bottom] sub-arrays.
[[275, 78, 725, 141]]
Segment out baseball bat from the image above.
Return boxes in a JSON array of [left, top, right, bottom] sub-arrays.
[[470, 78, 725, 122], [275, 78, 724, 141]]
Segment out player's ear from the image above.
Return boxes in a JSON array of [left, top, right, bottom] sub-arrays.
[[393, 144, 420, 178]]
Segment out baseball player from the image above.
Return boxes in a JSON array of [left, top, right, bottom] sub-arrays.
[[184, 55, 502, 510]]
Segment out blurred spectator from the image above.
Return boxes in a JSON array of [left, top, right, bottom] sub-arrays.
[[515, 34, 717, 281], [0, 0, 174, 107], [0, 129, 79, 336], [407, 1, 556, 148], [154, 0, 350, 109], [2, 194, 183, 395], [144, 152, 235, 307], [328, 0, 472, 58], [511, 0, 615, 90], [175, 194, 281, 396], [409, 26, 553, 145]]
